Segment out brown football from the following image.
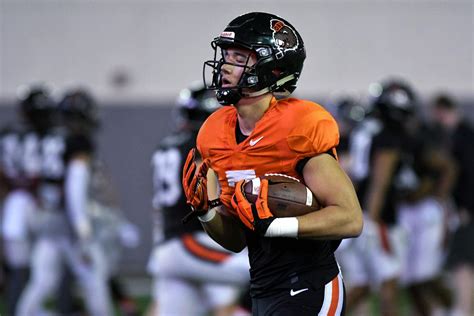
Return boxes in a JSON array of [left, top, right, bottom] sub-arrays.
[[243, 174, 320, 218]]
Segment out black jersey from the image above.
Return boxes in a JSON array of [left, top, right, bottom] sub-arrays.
[[37, 127, 94, 210], [350, 118, 412, 224], [151, 130, 202, 240], [0, 123, 41, 190], [234, 121, 339, 298], [245, 232, 339, 298], [450, 121, 474, 212]]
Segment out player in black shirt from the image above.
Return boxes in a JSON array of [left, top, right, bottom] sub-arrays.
[[147, 84, 249, 316], [17, 88, 113, 316], [0, 85, 55, 315], [432, 94, 474, 316], [183, 12, 363, 316], [341, 79, 418, 316]]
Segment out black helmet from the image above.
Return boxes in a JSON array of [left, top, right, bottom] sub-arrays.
[[335, 97, 366, 130], [58, 88, 99, 131], [17, 84, 57, 132], [203, 12, 306, 105], [176, 83, 221, 130], [372, 79, 417, 124]]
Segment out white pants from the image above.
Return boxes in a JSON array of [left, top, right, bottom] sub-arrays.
[[148, 232, 250, 315], [16, 237, 113, 316], [1, 190, 36, 267], [336, 216, 406, 288], [398, 197, 446, 285]]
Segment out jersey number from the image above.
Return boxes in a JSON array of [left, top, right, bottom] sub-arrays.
[[152, 148, 182, 208]]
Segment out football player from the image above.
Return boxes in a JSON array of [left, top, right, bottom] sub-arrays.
[[0, 85, 52, 315], [395, 102, 455, 316], [339, 79, 426, 316], [16, 88, 113, 316], [332, 97, 367, 173], [147, 83, 250, 316], [432, 94, 474, 316], [183, 12, 363, 315]]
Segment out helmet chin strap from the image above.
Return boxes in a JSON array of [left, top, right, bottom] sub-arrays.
[[216, 89, 242, 105], [217, 74, 296, 105]]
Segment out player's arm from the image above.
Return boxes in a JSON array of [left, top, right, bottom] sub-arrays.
[[198, 168, 246, 252], [424, 148, 457, 200], [364, 148, 399, 222], [65, 152, 93, 242], [297, 153, 363, 239], [182, 149, 246, 252]]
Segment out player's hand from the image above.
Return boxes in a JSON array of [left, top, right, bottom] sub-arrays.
[[182, 148, 209, 215], [232, 178, 274, 235]]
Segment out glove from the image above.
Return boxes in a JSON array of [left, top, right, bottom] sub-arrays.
[[182, 148, 210, 215], [232, 178, 275, 235]]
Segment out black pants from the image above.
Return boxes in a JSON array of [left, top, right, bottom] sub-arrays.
[[252, 273, 345, 316]]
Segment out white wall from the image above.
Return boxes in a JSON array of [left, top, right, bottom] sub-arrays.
[[1, 0, 472, 102]]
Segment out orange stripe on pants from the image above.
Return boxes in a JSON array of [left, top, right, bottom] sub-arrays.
[[327, 276, 340, 316], [181, 234, 229, 263]]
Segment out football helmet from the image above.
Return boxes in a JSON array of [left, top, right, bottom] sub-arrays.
[[17, 84, 57, 133], [176, 83, 221, 130], [58, 88, 99, 132], [335, 97, 367, 134], [203, 12, 306, 105], [371, 79, 417, 124]]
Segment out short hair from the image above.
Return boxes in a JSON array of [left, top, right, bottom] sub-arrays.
[[433, 93, 457, 110]]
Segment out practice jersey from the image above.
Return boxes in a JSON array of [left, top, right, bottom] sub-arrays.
[[0, 124, 41, 190], [450, 121, 474, 212], [197, 97, 340, 297], [349, 117, 414, 224], [37, 127, 94, 212], [152, 130, 202, 240]]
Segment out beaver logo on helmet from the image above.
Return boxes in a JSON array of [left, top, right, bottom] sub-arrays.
[[270, 19, 299, 53]]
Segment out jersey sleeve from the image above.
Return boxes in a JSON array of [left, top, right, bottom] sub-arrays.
[[287, 107, 340, 157], [373, 128, 402, 151], [65, 134, 94, 162]]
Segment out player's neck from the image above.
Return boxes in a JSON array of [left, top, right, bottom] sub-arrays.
[[235, 93, 273, 135]]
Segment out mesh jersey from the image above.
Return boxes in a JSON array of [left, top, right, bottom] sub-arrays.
[[349, 117, 415, 224], [152, 131, 202, 240], [197, 97, 341, 297], [37, 127, 94, 211], [0, 124, 41, 190], [197, 97, 339, 213]]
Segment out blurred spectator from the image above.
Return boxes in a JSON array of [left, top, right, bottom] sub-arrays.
[[146, 83, 250, 316], [432, 94, 474, 316]]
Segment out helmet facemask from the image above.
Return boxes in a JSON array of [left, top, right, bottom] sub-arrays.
[[202, 12, 306, 106]]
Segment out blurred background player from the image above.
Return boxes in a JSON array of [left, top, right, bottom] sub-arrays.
[[395, 94, 456, 315], [147, 83, 250, 316], [16, 88, 113, 316], [332, 96, 367, 173], [431, 94, 474, 316], [0, 85, 53, 315], [339, 79, 418, 316]]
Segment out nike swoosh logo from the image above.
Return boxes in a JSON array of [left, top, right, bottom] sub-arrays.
[[249, 136, 264, 146], [290, 288, 309, 296]]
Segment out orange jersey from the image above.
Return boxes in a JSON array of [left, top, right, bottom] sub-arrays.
[[197, 97, 339, 215]]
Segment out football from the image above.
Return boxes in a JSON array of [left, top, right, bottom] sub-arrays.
[[242, 173, 320, 218]]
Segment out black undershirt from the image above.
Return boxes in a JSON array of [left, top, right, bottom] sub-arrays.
[[235, 120, 249, 144]]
